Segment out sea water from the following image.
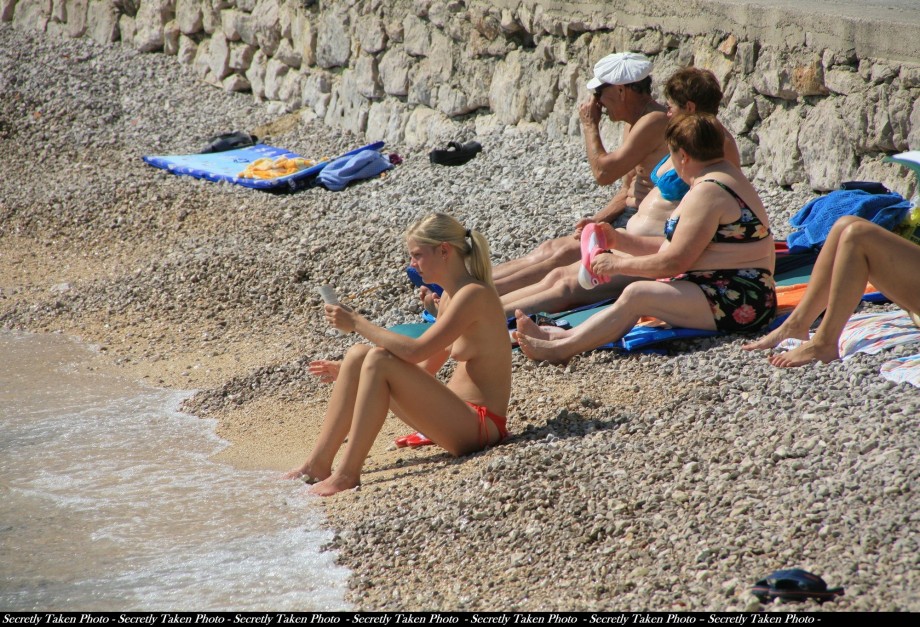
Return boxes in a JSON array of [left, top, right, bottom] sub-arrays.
[[0, 331, 351, 611]]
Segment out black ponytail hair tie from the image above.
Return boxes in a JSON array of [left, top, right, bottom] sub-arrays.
[[466, 229, 472, 238]]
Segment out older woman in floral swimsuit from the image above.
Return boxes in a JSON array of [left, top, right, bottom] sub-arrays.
[[514, 113, 776, 364]]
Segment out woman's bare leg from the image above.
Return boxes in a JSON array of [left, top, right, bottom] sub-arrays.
[[744, 215, 865, 351], [515, 280, 715, 365], [282, 344, 372, 481], [769, 219, 920, 367], [311, 348, 502, 496], [493, 236, 581, 295], [502, 260, 638, 317]]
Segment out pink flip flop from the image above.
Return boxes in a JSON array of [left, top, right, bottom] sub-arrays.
[[577, 222, 610, 289]]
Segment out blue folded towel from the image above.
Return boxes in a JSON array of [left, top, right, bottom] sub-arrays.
[[787, 190, 910, 252], [317, 149, 393, 191]]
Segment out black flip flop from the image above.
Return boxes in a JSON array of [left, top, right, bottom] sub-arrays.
[[751, 569, 845, 604], [429, 141, 482, 166], [200, 131, 258, 154]]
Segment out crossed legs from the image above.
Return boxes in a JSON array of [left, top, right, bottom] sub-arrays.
[[285, 343, 502, 496], [743, 216, 920, 366]]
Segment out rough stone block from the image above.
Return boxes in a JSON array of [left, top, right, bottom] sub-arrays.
[[222, 73, 250, 92], [252, 0, 281, 57], [316, 8, 350, 68], [162, 18, 179, 53], [228, 41, 254, 72], [274, 38, 301, 69], [263, 57, 289, 101], [799, 98, 857, 191], [207, 30, 230, 79], [134, 0, 174, 52], [301, 71, 332, 109], [366, 99, 409, 144], [177, 32, 197, 65], [324, 70, 369, 135], [2, 0, 20, 22], [489, 50, 525, 125], [87, 0, 119, 43], [755, 104, 805, 186], [119, 14, 136, 46], [292, 12, 315, 67], [380, 46, 411, 96], [245, 48, 267, 100], [403, 13, 429, 57], [220, 9, 243, 41], [356, 12, 387, 53], [12, 0, 48, 32], [355, 53, 383, 99], [824, 67, 866, 96], [175, 0, 201, 35]]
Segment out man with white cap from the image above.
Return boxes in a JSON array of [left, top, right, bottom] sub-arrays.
[[492, 51, 669, 296]]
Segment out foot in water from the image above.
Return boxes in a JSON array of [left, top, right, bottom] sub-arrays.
[[281, 462, 330, 483], [767, 339, 840, 368]]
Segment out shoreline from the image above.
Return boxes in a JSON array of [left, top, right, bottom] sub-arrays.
[[2, 24, 918, 611]]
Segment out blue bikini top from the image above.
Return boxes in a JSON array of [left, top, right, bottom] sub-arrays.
[[650, 155, 690, 202]]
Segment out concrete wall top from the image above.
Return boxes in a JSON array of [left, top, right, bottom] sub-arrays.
[[492, 0, 920, 64]]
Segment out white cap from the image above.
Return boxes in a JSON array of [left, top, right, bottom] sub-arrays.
[[586, 52, 653, 90]]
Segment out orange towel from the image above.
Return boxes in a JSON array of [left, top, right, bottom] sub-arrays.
[[776, 282, 878, 313], [238, 156, 316, 179]]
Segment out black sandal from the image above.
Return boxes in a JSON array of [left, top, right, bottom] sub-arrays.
[[429, 141, 482, 166], [751, 569, 845, 604]]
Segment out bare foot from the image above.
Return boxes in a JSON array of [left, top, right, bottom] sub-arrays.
[[514, 309, 568, 341], [281, 462, 331, 483], [767, 340, 839, 368], [514, 331, 571, 365], [742, 323, 811, 351], [309, 472, 360, 497]]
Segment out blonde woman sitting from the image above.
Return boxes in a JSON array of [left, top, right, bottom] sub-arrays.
[[285, 213, 512, 496]]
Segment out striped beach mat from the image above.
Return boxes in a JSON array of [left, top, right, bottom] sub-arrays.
[[775, 309, 920, 360], [143, 141, 385, 191]]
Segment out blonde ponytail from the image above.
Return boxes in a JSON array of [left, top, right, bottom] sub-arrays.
[[406, 213, 494, 285]]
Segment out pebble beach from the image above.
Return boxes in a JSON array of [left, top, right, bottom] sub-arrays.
[[2, 24, 918, 613]]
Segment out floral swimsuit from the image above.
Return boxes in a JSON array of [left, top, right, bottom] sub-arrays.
[[663, 180, 777, 333]]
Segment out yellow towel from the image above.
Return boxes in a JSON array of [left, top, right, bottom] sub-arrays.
[[238, 156, 315, 179]]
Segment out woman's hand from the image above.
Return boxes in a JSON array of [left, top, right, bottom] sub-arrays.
[[419, 286, 440, 317], [591, 251, 618, 279], [308, 360, 341, 384], [324, 303, 357, 333], [573, 217, 595, 239]]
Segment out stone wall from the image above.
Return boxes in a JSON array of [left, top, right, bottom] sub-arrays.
[[5, 0, 920, 192]]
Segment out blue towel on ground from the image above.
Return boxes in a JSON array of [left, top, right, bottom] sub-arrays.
[[317, 149, 393, 191], [787, 190, 910, 253]]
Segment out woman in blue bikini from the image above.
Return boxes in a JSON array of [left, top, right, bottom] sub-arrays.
[[514, 112, 776, 364], [285, 213, 512, 496]]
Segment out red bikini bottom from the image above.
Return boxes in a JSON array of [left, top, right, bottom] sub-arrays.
[[467, 402, 509, 448]]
